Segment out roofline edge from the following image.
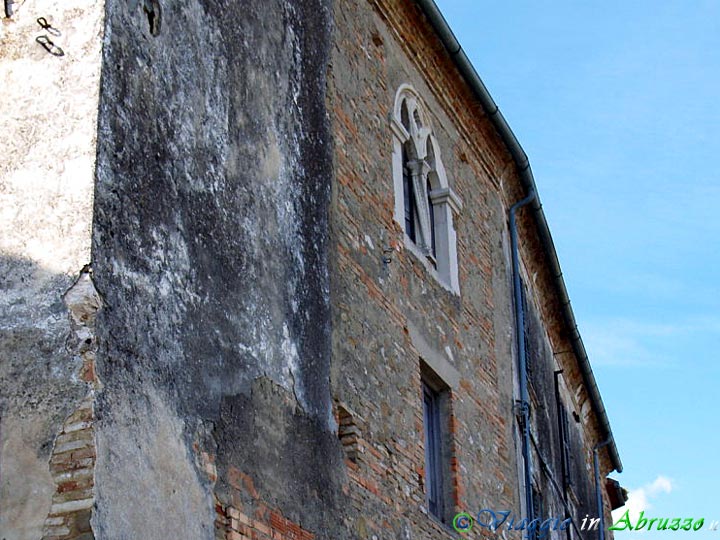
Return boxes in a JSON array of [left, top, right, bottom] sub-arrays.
[[413, 0, 622, 473]]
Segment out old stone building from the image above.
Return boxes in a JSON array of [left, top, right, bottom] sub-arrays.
[[0, 0, 623, 539]]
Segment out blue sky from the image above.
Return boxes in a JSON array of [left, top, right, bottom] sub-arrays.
[[433, 0, 720, 536]]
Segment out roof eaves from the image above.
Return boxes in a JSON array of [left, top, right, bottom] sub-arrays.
[[413, 0, 622, 473]]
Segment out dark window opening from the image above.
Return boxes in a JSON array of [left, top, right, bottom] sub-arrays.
[[401, 99, 410, 130], [554, 373, 573, 491], [420, 361, 454, 525], [520, 279, 532, 380], [423, 382, 443, 520], [403, 148, 416, 242], [427, 179, 436, 260], [559, 404, 572, 487]]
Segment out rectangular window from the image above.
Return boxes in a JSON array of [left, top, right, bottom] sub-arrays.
[[558, 404, 572, 487], [520, 279, 532, 380], [420, 359, 454, 524], [423, 382, 442, 518]]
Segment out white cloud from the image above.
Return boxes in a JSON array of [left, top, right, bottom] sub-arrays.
[[582, 316, 720, 368], [612, 475, 673, 523], [582, 323, 667, 367]]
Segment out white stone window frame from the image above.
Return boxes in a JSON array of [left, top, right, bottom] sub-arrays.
[[390, 84, 462, 294]]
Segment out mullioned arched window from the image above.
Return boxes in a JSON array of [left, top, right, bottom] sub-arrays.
[[390, 84, 462, 294]]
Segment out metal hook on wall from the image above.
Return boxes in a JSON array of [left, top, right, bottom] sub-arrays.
[[36, 35, 64, 56], [37, 17, 62, 36]]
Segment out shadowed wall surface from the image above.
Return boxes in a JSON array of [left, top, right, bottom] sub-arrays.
[[91, 0, 342, 538]]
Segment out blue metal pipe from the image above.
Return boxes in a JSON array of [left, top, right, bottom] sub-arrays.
[[510, 189, 537, 520]]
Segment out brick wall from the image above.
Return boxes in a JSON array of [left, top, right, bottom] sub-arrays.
[[42, 271, 101, 540], [328, 0, 518, 537], [326, 1, 617, 539]]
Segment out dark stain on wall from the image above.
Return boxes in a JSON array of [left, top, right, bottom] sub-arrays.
[[91, 0, 342, 536]]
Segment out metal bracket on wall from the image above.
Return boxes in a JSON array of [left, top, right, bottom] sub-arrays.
[[380, 230, 394, 268], [382, 246, 393, 265], [514, 399, 529, 426]]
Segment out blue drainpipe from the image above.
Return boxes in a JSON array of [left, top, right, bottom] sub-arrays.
[[510, 189, 537, 521]]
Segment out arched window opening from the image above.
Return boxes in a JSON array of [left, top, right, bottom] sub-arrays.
[[401, 99, 410, 131], [391, 84, 463, 294], [427, 178, 436, 262], [403, 146, 416, 243]]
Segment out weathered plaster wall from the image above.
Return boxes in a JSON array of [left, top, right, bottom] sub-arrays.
[[0, 0, 105, 537], [91, 0, 343, 538]]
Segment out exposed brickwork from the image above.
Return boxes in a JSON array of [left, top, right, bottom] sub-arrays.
[[214, 470, 317, 540], [336, 402, 363, 463], [327, 1, 618, 539], [42, 271, 101, 540], [328, 0, 519, 535], [44, 396, 96, 540]]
